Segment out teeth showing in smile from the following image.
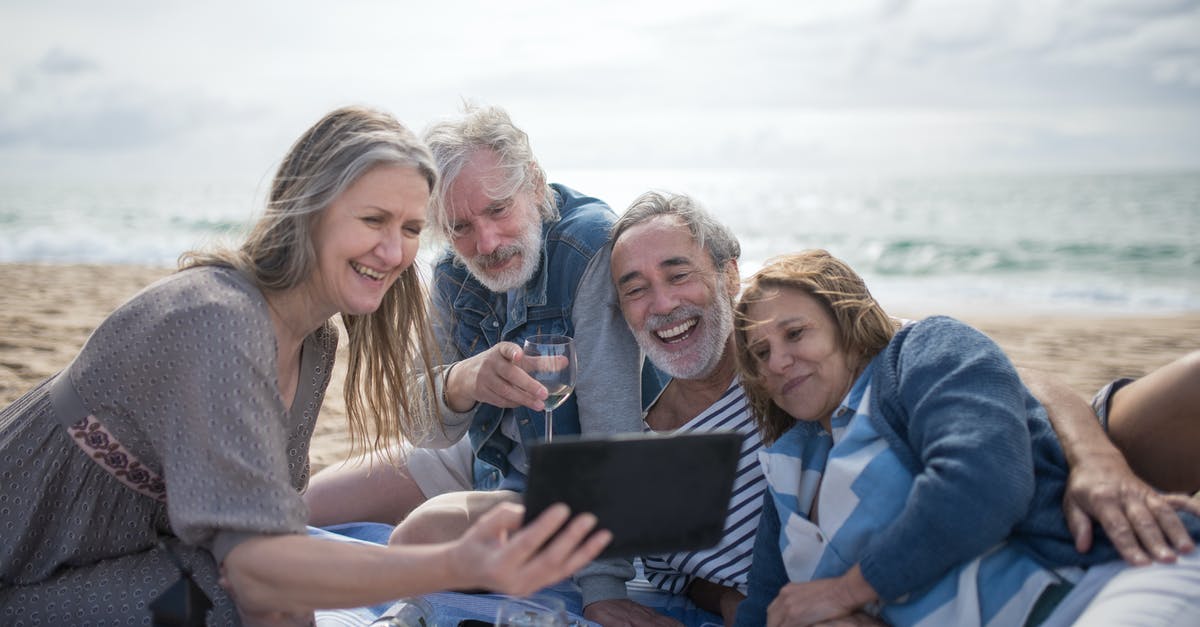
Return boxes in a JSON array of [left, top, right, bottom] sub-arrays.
[[655, 319, 697, 343], [351, 261, 385, 280]]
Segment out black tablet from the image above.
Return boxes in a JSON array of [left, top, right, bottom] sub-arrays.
[[522, 431, 742, 559]]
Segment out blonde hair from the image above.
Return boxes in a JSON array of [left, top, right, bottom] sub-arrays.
[[735, 249, 898, 444], [181, 105, 442, 456]]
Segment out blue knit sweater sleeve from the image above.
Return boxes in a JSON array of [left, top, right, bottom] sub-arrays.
[[858, 316, 1038, 602], [735, 491, 788, 627]]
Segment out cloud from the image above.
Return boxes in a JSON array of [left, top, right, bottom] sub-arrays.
[[1, 1, 1198, 177], [35, 47, 99, 75], [0, 47, 258, 152]]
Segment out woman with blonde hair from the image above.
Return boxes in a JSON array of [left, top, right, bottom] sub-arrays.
[[732, 249, 1200, 627], [0, 105, 609, 625]]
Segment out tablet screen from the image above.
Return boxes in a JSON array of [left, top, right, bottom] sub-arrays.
[[522, 432, 742, 559]]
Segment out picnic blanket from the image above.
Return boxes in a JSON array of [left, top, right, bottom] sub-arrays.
[[309, 523, 723, 626]]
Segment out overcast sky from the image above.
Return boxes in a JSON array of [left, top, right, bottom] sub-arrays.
[[2, 0, 1199, 183]]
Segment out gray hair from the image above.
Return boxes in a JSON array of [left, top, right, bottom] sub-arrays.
[[181, 105, 443, 457], [611, 191, 741, 269], [422, 104, 556, 239], [185, 105, 437, 290]]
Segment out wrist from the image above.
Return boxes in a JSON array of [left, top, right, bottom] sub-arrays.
[[720, 587, 746, 620], [841, 565, 879, 609], [441, 362, 478, 414]]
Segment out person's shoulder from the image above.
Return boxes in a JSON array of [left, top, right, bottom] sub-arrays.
[[900, 315, 991, 348], [551, 183, 612, 213], [86, 265, 273, 361], [157, 265, 260, 306], [548, 184, 615, 254], [551, 184, 616, 227], [132, 265, 268, 328], [886, 315, 1009, 385]]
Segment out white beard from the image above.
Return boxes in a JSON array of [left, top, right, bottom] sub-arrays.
[[636, 293, 733, 380], [463, 218, 543, 292]]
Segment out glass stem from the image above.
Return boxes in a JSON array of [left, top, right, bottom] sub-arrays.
[[545, 409, 553, 443]]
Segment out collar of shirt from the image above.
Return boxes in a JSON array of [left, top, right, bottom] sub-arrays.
[[830, 360, 877, 443]]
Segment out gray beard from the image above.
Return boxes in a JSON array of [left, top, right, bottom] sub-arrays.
[[463, 220, 543, 292], [637, 295, 733, 381]]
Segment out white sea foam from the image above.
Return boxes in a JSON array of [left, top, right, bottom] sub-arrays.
[[2, 170, 1196, 313]]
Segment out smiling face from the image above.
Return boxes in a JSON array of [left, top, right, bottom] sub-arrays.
[[611, 215, 738, 380], [742, 286, 858, 430], [307, 164, 430, 318], [444, 148, 543, 292]]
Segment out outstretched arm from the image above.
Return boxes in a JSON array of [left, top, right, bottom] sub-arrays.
[[1020, 367, 1198, 564], [223, 503, 609, 619]]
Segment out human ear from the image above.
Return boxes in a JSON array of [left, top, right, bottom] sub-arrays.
[[721, 259, 741, 296]]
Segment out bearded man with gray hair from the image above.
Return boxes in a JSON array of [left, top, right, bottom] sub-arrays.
[[307, 105, 668, 624]]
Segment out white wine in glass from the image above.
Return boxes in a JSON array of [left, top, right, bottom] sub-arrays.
[[521, 334, 577, 443]]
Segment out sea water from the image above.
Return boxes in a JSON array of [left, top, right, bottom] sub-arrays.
[[1, 169, 1197, 314]]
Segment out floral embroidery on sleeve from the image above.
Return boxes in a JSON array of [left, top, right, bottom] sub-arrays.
[[69, 415, 167, 502]]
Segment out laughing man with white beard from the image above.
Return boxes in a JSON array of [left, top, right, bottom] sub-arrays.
[[608, 191, 765, 627]]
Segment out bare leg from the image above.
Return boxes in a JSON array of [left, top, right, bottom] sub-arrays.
[[388, 489, 521, 545], [1107, 351, 1200, 495], [304, 447, 427, 527]]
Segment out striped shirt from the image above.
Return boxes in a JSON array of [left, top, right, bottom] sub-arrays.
[[642, 381, 765, 594]]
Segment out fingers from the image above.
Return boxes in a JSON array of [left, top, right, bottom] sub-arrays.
[[473, 500, 526, 535], [516, 503, 572, 548], [493, 504, 608, 596], [1158, 494, 1198, 554], [1071, 480, 1153, 565], [1094, 504, 1151, 565], [1090, 491, 1189, 565], [1165, 492, 1200, 519], [1123, 499, 1174, 563], [518, 508, 606, 594], [476, 343, 547, 410], [1063, 499, 1094, 554], [536, 511, 609, 577], [480, 502, 569, 579]]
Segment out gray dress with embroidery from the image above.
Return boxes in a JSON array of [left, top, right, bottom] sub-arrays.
[[0, 266, 336, 625]]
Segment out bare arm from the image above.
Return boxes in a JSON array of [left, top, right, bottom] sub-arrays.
[[223, 503, 608, 618], [1020, 367, 1197, 564]]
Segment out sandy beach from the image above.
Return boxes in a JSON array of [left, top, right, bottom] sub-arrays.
[[3, 262, 1198, 473]]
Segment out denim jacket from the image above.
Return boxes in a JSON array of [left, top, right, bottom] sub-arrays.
[[431, 183, 640, 488]]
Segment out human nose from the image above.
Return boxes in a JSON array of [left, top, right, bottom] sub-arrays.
[[474, 219, 502, 256], [378, 228, 414, 268], [765, 344, 792, 375], [648, 285, 679, 315]]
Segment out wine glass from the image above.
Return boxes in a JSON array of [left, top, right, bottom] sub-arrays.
[[494, 597, 567, 627], [521, 334, 577, 443], [368, 597, 436, 626]]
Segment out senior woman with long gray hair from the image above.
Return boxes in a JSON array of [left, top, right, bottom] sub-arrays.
[[0, 105, 608, 625]]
